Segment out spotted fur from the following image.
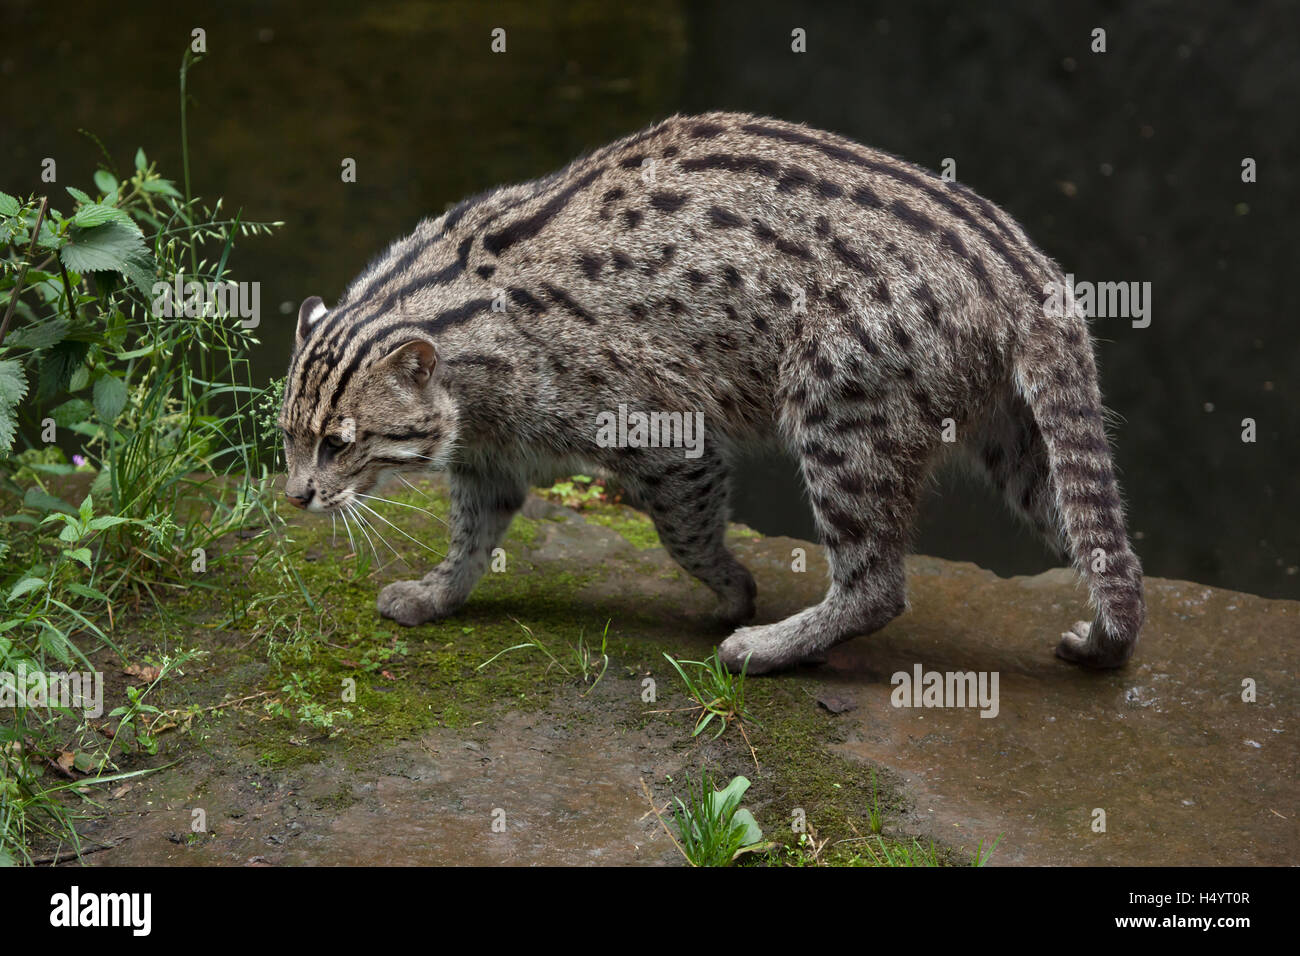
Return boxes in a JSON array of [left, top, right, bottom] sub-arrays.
[[279, 112, 1144, 674]]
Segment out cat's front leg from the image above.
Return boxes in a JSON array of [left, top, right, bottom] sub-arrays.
[[377, 466, 525, 626]]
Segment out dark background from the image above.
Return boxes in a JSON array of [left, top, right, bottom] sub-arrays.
[[3, 0, 1296, 598]]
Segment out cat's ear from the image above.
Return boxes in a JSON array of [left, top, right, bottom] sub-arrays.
[[296, 296, 328, 348], [376, 337, 439, 388]]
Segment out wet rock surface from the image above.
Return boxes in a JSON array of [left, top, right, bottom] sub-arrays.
[[821, 557, 1297, 865], [85, 712, 678, 867], [70, 497, 1296, 866]]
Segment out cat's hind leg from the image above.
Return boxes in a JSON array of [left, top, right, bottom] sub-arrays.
[[719, 358, 932, 673], [717, 479, 913, 674], [622, 451, 757, 627]]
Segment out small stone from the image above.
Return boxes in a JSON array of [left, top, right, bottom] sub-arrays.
[[817, 694, 857, 714]]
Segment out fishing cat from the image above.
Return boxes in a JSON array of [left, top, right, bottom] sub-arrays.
[[279, 112, 1144, 674]]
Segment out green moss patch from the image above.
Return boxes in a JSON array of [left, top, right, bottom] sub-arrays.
[[60, 476, 972, 866]]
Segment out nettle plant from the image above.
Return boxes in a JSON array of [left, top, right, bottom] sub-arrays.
[[0, 130, 285, 861], [0, 148, 283, 583]]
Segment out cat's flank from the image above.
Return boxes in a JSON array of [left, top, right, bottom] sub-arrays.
[[279, 112, 1144, 674]]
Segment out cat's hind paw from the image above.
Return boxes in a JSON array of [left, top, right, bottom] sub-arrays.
[[1055, 618, 1135, 669], [718, 622, 824, 675]]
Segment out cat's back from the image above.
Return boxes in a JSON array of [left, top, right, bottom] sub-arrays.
[[334, 111, 1058, 374], [467, 111, 1048, 323]]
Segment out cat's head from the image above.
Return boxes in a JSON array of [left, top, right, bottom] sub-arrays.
[[277, 296, 458, 512]]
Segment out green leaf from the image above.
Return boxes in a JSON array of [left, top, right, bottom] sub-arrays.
[[51, 398, 93, 428], [0, 191, 19, 217], [0, 359, 27, 406], [88, 515, 129, 531], [7, 577, 45, 602], [36, 225, 61, 253], [66, 582, 110, 603], [3, 316, 70, 350], [134, 147, 148, 172], [65, 186, 93, 205], [728, 808, 764, 847], [36, 339, 90, 400], [93, 374, 127, 422], [65, 547, 93, 568], [709, 775, 752, 820], [119, 251, 159, 300], [93, 170, 118, 196], [104, 308, 128, 348], [59, 221, 148, 274], [67, 362, 90, 392], [22, 487, 74, 515], [111, 343, 159, 361], [72, 202, 134, 229], [90, 466, 112, 500], [1, 267, 55, 285], [39, 623, 74, 666], [214, 209, 242, 283], [695, 775, 764, 847], [24, 462, 75, 476], [0, 358, 27, 450], [140, 178, 182, 198]]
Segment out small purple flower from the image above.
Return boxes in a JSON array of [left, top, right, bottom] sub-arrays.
[[72, 454, 87, 467]]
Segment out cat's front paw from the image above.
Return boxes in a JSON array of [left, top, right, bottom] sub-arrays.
[[377, 579, 460, 626]]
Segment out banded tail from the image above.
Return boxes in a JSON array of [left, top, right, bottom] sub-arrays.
[[1011, 297, 1145, 667]]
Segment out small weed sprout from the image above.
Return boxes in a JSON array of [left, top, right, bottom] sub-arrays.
[[666, 771, 769, 867], [971, 832, 1003, 867], [541, 474, 608, 509], [477, 619, 611, 695], [861, 836, 944, 867], [857, 834, 1000, 867], [105, 649, 199, 760], [867, 768, 883, 834], [659, 651, 757, 767], [573, 619, 610, 693]]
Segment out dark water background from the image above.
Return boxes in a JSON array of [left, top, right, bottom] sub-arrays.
[[3, 0, 1296, 598]]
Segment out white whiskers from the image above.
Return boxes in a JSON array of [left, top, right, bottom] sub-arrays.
[[352, 499, 445, 558], [356, 491, 447, 527], [344, 501, 387, 565], [396, 474, 433, 501], [337, 504, 358, 559]]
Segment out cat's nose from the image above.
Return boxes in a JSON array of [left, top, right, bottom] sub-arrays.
[[285, 489, 314, 509]]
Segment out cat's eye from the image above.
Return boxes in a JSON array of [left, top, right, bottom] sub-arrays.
[[317, 433, 350, 467]]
